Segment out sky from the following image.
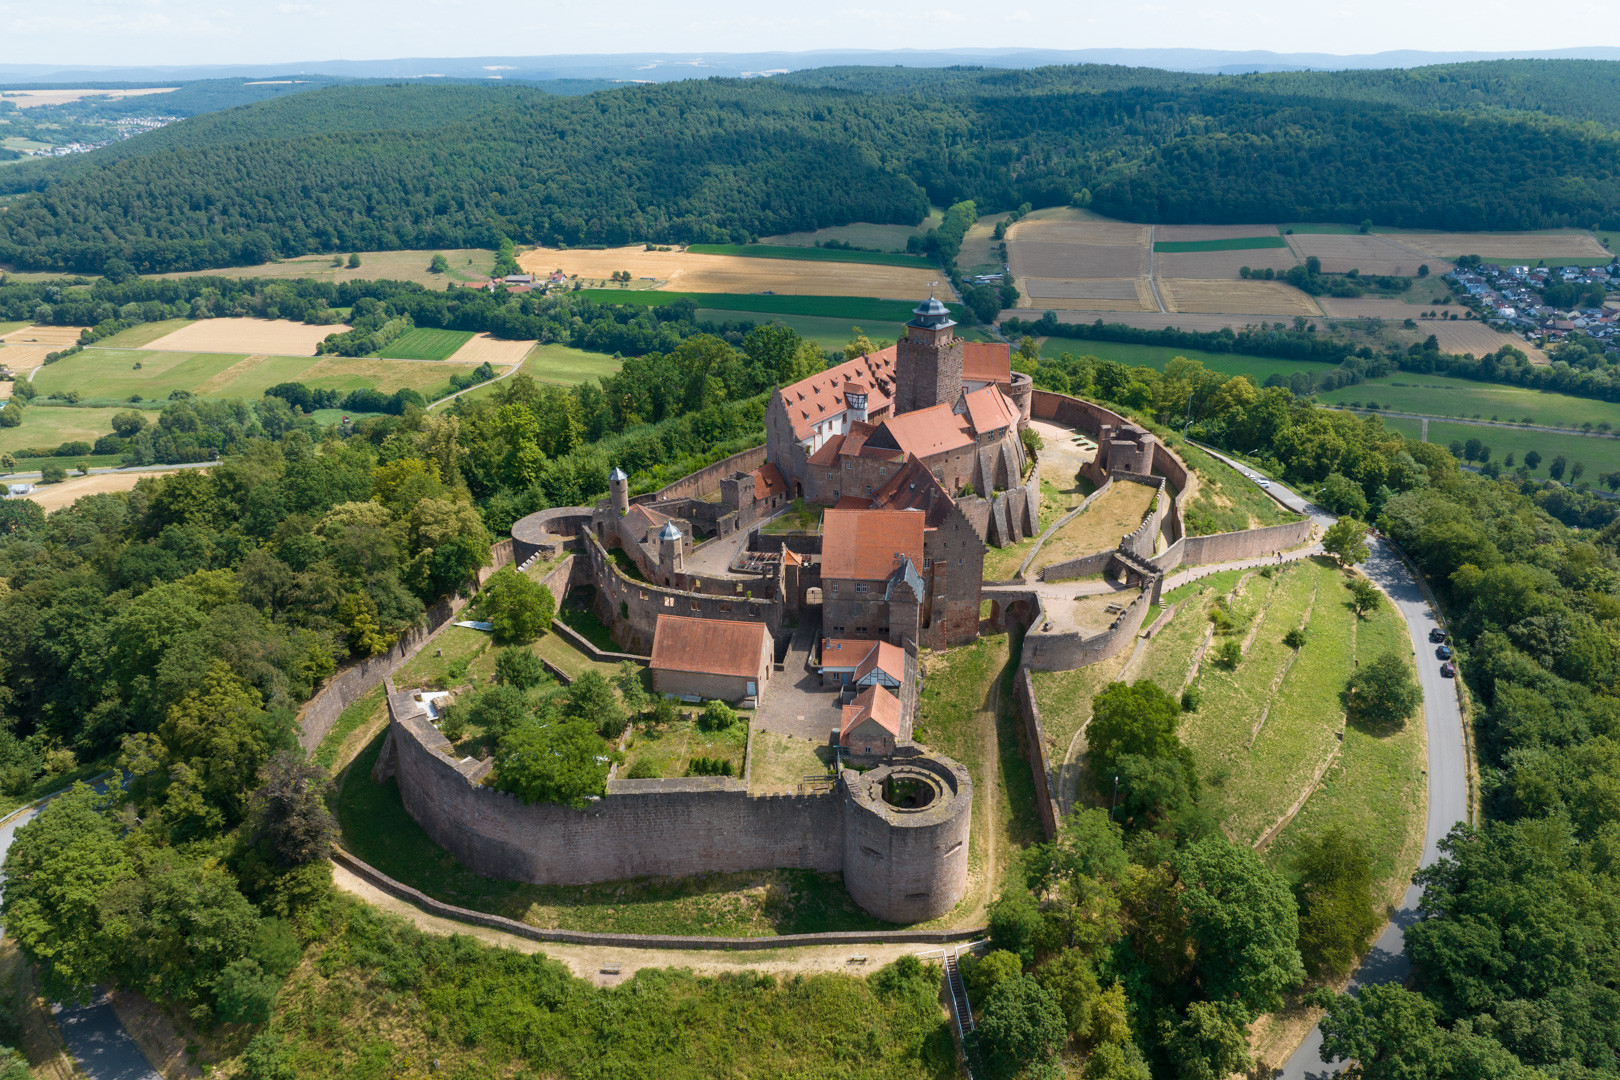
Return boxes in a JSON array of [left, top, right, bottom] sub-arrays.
[[0, 0, 1614, 68]]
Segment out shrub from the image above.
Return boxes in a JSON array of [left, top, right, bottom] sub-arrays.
[[697, 700, 738, 732], [1180, 687, 1201, 712], [494, 646, 549, 690], [1215, 639, 1242, 670], [437, 702, 467, 743], [626, 758, 660, 779], [1283, 628, 1307, 649], [39, 463, 67, 484]]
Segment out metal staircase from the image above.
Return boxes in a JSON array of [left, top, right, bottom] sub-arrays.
[[943, 944, 984, 1077]]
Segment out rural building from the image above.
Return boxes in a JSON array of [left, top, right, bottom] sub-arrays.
[[819, 638, 905, 689], [649, 614, 773, 703], [820, 507, 927, 644], [838, 685, 905, 761]]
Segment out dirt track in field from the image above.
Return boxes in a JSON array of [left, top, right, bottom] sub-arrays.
[[517, 246, 941, 298], [142, 318, 350, 357], [446, 334, 537, 366]]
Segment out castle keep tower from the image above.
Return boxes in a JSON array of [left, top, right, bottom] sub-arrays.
[[894, 296, 964, 416]]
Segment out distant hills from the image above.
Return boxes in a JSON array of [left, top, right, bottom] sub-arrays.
[[3, 46, 1620, 86], [2, 60, 1619, 275]]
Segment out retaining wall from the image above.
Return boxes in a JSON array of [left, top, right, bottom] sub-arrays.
[[297, 544, 514, 754], [1014, 668, 1062, 840], [1039, 549, 1115, 583], [1022, 587, 1153, 671], [1151, 519, 1315, 575], [647, 445, 768, 503]]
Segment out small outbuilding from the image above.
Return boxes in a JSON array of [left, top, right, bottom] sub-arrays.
[[650, 614, 773, 704], [819, 638, 905, 690], [838, 685, 903, 761]]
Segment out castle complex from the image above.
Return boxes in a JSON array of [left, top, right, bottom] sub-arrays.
[[377, 295, 1316, 925]]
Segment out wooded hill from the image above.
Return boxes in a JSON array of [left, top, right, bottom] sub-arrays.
[[1, 60, 1619, 274]]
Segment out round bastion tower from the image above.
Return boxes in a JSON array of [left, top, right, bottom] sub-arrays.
[[840, 754, 973, 923], [609, 465, 630, 518]]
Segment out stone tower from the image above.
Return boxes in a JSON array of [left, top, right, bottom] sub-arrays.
[[894, 296, 963, 416], [609, 465, 630, 518], [658, 520, 683, 575]]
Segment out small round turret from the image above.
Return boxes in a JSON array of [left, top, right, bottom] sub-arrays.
[[609, 465, 630, 518]]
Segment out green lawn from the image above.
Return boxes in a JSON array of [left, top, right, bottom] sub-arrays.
[[375, 327, 474, 361], [622, 712, 748, 779], [519, 343, 621, 386], [580, 290, 962, 322], [92, 319, 194, 348], [1154, 236, 1289, 253], [1318, 373, 1620, 431], [0, 405, 130, 455], [685, 243, 935, 269], [1381, 415, 1620, 478]]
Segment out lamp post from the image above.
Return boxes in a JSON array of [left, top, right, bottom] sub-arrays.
[[1110, 775, 1120, 821]]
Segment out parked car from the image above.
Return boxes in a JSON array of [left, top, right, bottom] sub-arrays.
[[1436, 645, 1452, 660], [1441, 662, 1456, 678], [1429, 627, 1447, 643]]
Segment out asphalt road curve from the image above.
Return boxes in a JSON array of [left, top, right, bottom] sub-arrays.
[[0, 792, 161, 1080], [1193, 445, 1470, 1080]]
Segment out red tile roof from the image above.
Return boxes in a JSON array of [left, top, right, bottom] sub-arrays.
[[650, 615, 769, 680], [869, 455, 957, 526], [821, 508, 925, 581], [805, 433, 845, 467], [840, 685, 903, 740], [962, 342, 1012, 385], [962, 386, 1018, 435], [775, 347, 898, 442], [855, 640, 906, 684], [871, 402, 976, 457], [624, 503, 672, 538], [753, 463, 787, 501]]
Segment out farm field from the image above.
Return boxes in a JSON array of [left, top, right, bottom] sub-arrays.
[[0, 87, 178, 107], [580, 290, 960, 323], [159, 247, 499, 287], [956, 211, 1006, 274], [33, 348, 501, 404], [444, 333, 538, 367], [0, 323, 87, 377], [143, 317, 349, 356], [685, 243, 933, 269], [1153, 236, 1289, 253], [1159, 278, 1322, 316], [376, 327, 474, 361], [1021, 278, 1156, 312], [0, 405, 132, 455], [1034, 337, 1328, 384], [762, 209, 942, 252], [93, 319, 195, 348], [696, 309, 910, 352], [1387, 228, 1612, 263], [1156, 247, 1299, 277], [516, 244, 942, 299], [19, 468, 188, 513], [1318, 373, 1620, 430], [512, 343, 620, 387], [1382, 415, 1620, 477], [1284, 232, 1447, 276]]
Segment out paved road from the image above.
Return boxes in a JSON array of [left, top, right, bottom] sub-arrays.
[[1192, 445, 1470, 1080], [0, 791, 161, 1080], [4, 460, 213, 484]]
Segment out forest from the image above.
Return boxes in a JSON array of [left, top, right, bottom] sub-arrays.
[[3, 60, 1620, 273]]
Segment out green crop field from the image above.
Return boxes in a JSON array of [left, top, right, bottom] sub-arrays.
[[762, 211, 943, 253], [0, 405, 132, 454], [34, 348, 492, 405], [1154, 236, 1289, 253], [92, 319, 194, 348], [579, 289, 962, 323], [376, 327, 474, 361], [1319, 373, 1620, 430], [0, 321, 30, 336], [684, 242, 936, 269], [1037, 336, 1323, 384], [695, 309, 989, 353], [1382, 415, 1620, 478]]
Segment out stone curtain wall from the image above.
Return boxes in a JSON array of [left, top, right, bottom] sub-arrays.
[[1039, 549, 1116, 583], [1116, 476, 1168, 561], [1022, 587, 1153, 671], [511, 507, 592, 565], [1015, 668, 1062, 839], [297, 542, 515, 754], [647, 444, 767, 504], [1150, 518, 1315, 575]]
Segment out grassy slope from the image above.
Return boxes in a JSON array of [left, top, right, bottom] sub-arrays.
[[376, 327, 474, 361], [155, 247, 499, 287], [1318, 373, 1620, 430], [1176, 439, 1297, 535], [0, 405, 129, 454], [580, 290, 962, 322]]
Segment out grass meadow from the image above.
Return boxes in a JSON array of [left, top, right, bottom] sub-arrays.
[[685, 243, 935, 269], [376, 327, 474, 361], [93, 318, 194, 348], [1154, 236, 1290, 253], [579, 290, 962, 323], [762, 211, 943, 252], [1174, 439, 1299, 535], [1036, 336, 1330, 384], [1380, 415, 1620, 478], [0, 405, 133, 455], [1317, 373, 1620, 431]]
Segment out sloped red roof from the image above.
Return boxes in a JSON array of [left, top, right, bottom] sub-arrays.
[[870, 455, 956, 527], [963, 386, 1018, 435], [821, 508, 925, 581], [775, 347, 898, 442], [962, 342, 1012, 385], [872, 402, 976, 457], [806, 433, 845, 467], [855, 640, 906, 684], [840, 685, 903, 740], [651, 615, 769, 680], [753, 463, 787, 501]]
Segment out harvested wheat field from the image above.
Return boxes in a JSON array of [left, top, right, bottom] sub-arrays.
[[1156, 248, 1298, 277], [1285, 233, 1443, 276], [1160, 279, 1322, 316], [0, 324, 85, 349], [23, 470, 187, 513], [1390, 229, 1610, 262], [1020, 278, 1155, 311], [142, 318, 351, 357], [0, 87, 178, 108], [446, 334, 537, 366], [1010, 242, 1148, 280], [517, 246, 941, 298], [1007, 209, 1149, 247], [1315, 298, 1429, 319], [1156, 224, 1283, 242], [1419, 321, 1542, 361]]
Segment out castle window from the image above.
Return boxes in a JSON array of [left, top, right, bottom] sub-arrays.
[[690, 602, 701, 611], [854, 584, 868, 594]]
